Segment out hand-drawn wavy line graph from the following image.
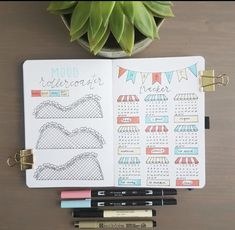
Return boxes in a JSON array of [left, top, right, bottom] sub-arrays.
[[33, 94, 103, 119], [34, 152, 104, 180], [36, 122, 105, 149]]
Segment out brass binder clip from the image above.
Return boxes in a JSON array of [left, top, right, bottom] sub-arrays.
[[199, 70, 229, 92], [7, 149, 34, 171]]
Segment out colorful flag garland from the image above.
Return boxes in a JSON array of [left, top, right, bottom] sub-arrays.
[[118, 63, 198, 84]]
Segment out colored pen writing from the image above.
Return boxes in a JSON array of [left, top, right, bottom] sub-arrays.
[[72, 209, 156, 218], [61, 198, 177, 208], [61, 188, 177, 199]]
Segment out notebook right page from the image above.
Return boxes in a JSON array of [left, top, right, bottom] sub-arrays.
[[112, 56, 205, 188]]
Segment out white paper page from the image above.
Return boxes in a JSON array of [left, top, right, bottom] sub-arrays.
[[23, 59, 114, 187], [112, 56, 205, 188]]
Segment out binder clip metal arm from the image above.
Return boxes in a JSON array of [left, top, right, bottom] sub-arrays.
[[199, 70, 229, 92], [7, 149, 34, 171]]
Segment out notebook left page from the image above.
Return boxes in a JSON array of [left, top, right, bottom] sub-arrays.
[[23, 59, 114, 187]]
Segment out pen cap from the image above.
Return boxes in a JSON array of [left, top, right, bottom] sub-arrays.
[[162, 189, 177, 196], [73, 209, 103, 218], [163, 198, 177, 205], [153, 221, 157, 227]]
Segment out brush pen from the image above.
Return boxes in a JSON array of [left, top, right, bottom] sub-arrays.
[[74, 220, 156, 228], [72, 209, 156, 218], [61, 188, 177, 199], [61, 198, 177, 208]]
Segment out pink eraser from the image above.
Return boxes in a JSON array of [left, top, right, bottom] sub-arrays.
[[61, 190, 91, 199]]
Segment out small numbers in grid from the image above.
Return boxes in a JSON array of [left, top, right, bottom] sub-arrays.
[[145, 102, 168, 115], [118, 102, 139, 116], [147, 164, 169, 177], [118, 133, 140, 145], [118, 165, 141, 178], [176, 165, 199, 177], [175, 101, 198, 115], [146, 133, 168, 145]]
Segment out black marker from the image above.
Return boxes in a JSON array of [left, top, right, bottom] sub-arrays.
[[72, 209, 156, 218]]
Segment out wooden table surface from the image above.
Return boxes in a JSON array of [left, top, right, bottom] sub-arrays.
[[0, 1, 235, 230]]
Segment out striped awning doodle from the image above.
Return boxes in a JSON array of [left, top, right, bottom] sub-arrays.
[[144, 94, 168, 102], [174, 93, 198, 101], [175, 157, 199, 164], [174, 125, 198, 132], [118, 157, 140, 164], [118, 126, 140, 133], [146, 157, 169, 164], [145, 125, 168, 132], [117, 95, 139, 102]]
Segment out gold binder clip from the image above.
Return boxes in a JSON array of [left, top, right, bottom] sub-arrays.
[[7, 149, 34, 171], [199, 70, 229, 92]]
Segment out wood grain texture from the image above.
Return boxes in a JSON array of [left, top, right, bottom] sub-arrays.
[[0, 1, 234, 230]]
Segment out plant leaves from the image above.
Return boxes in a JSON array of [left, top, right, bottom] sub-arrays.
[[48, 6, 75, 15], [70, 21, 88, 42], [118, 16, 134, 55], [143, 1, 174, 18], [88, 22, 108, 51], [150, 13, 159, 39], [109, 2, 125, 43], [156, 1, 173, 6], [89, 1, 103, 38], [93, 28, 110, 55], [101, 1, 116, 27], [70, 2, 91, 35], [121, 1, 135, 24], [133, 2, 155, 39], [47, 1, 77, 12]]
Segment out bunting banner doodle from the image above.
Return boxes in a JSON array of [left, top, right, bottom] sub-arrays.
[[177, 69, 188, 82], [141, 72, 149, 84], [165, 71, 173, 84], [126, 70, 137, 84], [117, 63, 198, 85], [152, 72, 162, 85]]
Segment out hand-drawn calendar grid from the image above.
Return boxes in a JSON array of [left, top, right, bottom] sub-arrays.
[[116, 93, 201, 187]]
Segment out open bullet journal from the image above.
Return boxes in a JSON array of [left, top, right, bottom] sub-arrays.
[[23, 56, 205, 188]]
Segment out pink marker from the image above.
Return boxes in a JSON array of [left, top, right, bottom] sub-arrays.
[[61, 189, 177, 199]]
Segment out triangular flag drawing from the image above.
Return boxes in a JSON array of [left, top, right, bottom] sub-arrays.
[[152, 72, 161, 85], [126, 70, 137, 84], [188, 63, 198, 77], [177, 69, 188, 82], [118, 67, 127, 78], [141, 72, 149, 84], [165, 71, 173, 84]]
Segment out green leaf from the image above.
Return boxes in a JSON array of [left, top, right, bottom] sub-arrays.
[[109, 2, 125, 43], [93, 28, 110, 55], [88, 22, 108, 51], [48, 6, 75, 15], [70, 2, 91, 35], [156, 1, 173, 6], [89, 1, 103, 38], [143, 1, 174, 18], [133, 2, 155, 39], [150, 13, 159, 39], [47, 1, 77, 12], [121, 1, 135, 24], [119, 16, 134, 55], [101, 1, 116, 27], [70, 21, 88, 42]]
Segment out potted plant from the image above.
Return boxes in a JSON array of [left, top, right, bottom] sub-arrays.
[[47, 1, 174, 58]]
